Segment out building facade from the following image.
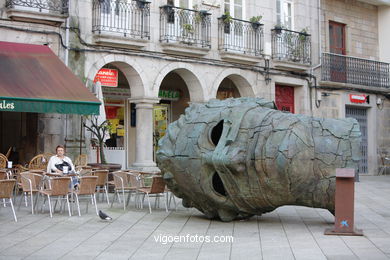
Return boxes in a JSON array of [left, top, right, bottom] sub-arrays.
[[0, 0, 388, 174], [314, 0, 390, 175]]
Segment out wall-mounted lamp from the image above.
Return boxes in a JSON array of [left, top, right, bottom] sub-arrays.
[[315, 89, 322, 108], [264, 59, 271, 85], [377, 97, 384, 110]]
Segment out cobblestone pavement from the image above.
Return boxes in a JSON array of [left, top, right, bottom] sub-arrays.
[[0, 175, 389, 260]]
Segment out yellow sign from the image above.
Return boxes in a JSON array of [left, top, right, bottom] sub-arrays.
[[117, 128, 125, 137], [153, 105, 168, 142], [108, 119, 120, 134]]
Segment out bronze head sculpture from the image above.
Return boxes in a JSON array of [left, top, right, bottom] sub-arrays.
[[157, 98, 361, 221]]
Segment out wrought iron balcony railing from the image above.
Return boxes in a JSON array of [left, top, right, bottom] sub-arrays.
[[159, 5, 211, 48], [217, 17, 264, 56], [271, 28, 311, 64], [92, 0, 150, 39], [322, 53, 390, 88], [6, 0, 68, 14]]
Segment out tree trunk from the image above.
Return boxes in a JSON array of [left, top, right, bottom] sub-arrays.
[[99, 142, 106, 164]]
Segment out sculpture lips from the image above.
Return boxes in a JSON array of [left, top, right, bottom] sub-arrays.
[[157, 98, 361, 222]]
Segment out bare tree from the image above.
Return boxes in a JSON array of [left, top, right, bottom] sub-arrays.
[[84, 116, 110, 164]]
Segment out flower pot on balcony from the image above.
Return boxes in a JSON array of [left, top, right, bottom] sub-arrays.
[[221, 15, 231, 34], [251, 22, 261, 30], [274, 25, 283, 34], [199, 10, 208, 17], [136, 0, 147, 9], [163, 4, 173, 13], [163, 5, 174, 23]]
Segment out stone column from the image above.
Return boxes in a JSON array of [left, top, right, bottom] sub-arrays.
[[129, 97, 160, 172]]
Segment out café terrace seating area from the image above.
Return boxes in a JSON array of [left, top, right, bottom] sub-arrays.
[[0, 152, 176, 222]]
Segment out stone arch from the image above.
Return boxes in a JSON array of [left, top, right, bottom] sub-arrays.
[[211, 68, 256, 98], [152, 62, 207, 102], [86, 54, 146, 97]]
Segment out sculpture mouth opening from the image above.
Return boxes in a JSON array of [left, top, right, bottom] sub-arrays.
[[212, 172, 227, 196], [211, 120, 224, 146]]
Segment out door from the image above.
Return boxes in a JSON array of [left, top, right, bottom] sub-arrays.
[[166, 0, 195, 43], [345, 106, 368, 174], [223, 0, 245, 52], [275, 85, 294, 113], [276, 0, 293, 30], [153, 104, 170, 159], [100, 0, 132, 35], [329, 21, 346, 82]]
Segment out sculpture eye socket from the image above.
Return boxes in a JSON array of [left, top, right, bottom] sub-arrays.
[[210, 120, 224, 146], [212, 172, 227, 197]]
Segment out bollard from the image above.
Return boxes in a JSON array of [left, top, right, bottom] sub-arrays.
[[325, 168, 363, 236]]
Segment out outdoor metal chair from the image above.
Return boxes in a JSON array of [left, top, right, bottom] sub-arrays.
[[18, 172, 44, 214], [137, 176, 168, 214], [0, 153, 7, 169], [28, 154, 48, 170], [0, 179, 17, 222], [111, 171, 140, 210], [73, 176, 98, 216], [39, 177, 72, 218], [0, 170, 7, 180], [379, 150, 390, 175], [93, 169, 110, 204], [74, 154, 88, 168]]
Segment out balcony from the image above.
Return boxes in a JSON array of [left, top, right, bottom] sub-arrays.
[[322, 53, 390, 89], [6, 0, 68, 25], [271, 28, 311, 70], [159, 5, 211, 57], [92, 0, 150, 48], [217, 16, 264, 64]]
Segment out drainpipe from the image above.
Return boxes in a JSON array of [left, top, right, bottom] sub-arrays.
[[312, 0, 322, 71], [64, 0, 70, 66], [64, 0, 70, 149], [309, 0, 322, 114]]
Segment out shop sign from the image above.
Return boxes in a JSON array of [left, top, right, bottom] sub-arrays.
[[94, 68, 118, 87], [349, 94, 366, 104], [159, 90, 180, 101], [102, 87, 130, 100], [0, 100, 15, 110]]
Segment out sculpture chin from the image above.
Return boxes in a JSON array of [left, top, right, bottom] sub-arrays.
[[157, 98, 361, 222]]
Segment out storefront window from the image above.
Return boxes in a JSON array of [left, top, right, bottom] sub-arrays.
[[94, 65, 130, 149], [104, 99, 125, 147]]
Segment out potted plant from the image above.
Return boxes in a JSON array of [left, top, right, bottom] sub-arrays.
[[221, 11, 232, 24], [182, 23, 194, 36], [274, 24, 283, 34], [249, 15, 262, 30], [136, 0, 148, 9], [221, 11, 232, 33], [84, 116, 110, 164], [195, 9, 209, 24], [162, 4, 175, 23], [298, 27, 309, 42]]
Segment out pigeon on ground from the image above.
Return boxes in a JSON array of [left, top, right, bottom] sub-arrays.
[[98, 210, 112, 221]]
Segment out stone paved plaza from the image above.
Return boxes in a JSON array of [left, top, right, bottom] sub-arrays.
[[0, 175, 389, 260]]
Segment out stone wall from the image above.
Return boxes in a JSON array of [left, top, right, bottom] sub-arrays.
[[321, 0, 379, 60]]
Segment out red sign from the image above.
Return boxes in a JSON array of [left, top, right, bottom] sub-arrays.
[[94, 68, 118, 87], [349, 94, 366, 103]]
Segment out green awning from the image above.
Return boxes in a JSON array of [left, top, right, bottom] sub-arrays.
[[0, 41, 100, 115], [0, 97, 100, 114]]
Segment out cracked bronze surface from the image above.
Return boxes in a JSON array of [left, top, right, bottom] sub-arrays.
[[157, 98, 361, 221]]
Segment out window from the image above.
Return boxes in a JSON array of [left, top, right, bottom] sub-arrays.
[[224, 0, 244, 19], [329, 21, 346, 55], [276, 0, 293, 30], [174, 0, 192, 8]]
